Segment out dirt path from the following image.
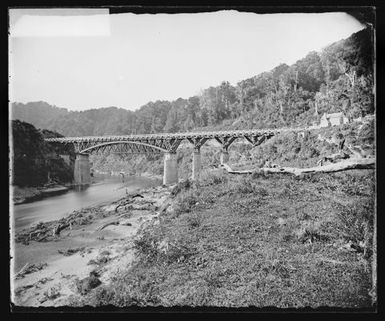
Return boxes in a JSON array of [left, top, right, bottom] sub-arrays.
[[11, 185, 171, 307]]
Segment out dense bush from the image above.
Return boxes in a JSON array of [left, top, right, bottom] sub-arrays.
[[11, 120, 75, 187]]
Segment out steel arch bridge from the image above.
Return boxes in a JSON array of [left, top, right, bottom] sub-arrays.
[[45, 127, 306, 154], [45, 127, 307, 185]]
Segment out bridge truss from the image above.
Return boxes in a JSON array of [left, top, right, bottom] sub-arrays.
[[45, 128, 305, 155]]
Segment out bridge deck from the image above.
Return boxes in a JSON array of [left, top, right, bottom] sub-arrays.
[[44, 127, 307, 143]]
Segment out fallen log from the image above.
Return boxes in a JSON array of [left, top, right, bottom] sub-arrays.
[[98, 220, 120, 231], [52, 223, 70, 236], [114, 194, 144, 212], [132, 204, 156, 211], [15, 263, 30, 279], [117, 212, 132, 219], [15, 262, 48, 279], [58, 247, 85, 256], [222, 157, 375, 176], [36, 234, 50, 242], [29, 229, 45, 240], [220, 163, 253, 174]]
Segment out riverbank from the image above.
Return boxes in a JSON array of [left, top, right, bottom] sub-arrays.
[[12, 184, 71, 205], [11, 169, 375, 308], [11, 184, 172, 307]]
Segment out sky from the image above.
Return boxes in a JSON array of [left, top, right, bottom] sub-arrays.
[[9, 9, 365, 111]]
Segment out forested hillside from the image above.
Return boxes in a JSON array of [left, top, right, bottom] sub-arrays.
[[11, 120, 75, 187], [11, 28, 374, 136]]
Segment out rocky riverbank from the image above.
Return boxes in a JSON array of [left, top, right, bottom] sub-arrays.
[[11, 184, 172, 307]]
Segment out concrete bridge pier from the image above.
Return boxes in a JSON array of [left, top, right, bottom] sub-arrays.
[[74, 153, 91, 185], [192, 149, 201, 181], [220, 150, 230, 165], [163, 152, 178, 185]]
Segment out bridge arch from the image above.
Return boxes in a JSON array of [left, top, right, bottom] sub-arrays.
[[79, 140, 168, 154]]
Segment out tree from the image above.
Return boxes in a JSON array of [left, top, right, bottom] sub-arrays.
[[183, 114, 195, 131], [164, 107, 179, 132]]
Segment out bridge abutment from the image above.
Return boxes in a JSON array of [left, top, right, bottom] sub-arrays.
[[163, 152, 178, 185], [74, 153, 91, 185], [192, 149, 201, 181]]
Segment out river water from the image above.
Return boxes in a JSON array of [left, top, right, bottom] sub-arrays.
[[12, 176, 161, 231]]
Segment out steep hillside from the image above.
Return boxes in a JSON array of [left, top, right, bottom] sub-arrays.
[[11, 27, 374, 137], [11, 120, 75, 187]]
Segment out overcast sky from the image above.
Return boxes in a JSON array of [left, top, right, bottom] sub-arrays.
[[9, 9, 365, 111]]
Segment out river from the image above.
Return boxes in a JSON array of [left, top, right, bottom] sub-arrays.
[[12, 176, 162, 231]]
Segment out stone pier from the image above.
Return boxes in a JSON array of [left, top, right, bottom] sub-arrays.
[[74, 153, 91, 185], [192, 149, 201, 181], [220, 150, 229, 165], [163, 152, 178, 185]]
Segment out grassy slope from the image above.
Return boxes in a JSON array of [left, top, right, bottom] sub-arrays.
[[80, 169, 374, 308]]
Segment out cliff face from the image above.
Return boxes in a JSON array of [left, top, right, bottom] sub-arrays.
[[11, 120, 75, 187]]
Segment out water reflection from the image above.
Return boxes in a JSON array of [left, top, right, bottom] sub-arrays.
[[72, 184, 91, 192]]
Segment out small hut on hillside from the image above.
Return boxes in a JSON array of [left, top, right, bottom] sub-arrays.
[[320, 112, 349, 127]]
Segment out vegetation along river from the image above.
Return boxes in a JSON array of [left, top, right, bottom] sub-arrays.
[[12, 176, 161, 231]]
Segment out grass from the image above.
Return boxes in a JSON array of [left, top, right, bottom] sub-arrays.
[[75, 169, 375, 308]]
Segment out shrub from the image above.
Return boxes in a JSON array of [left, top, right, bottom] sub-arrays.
[[262, 259, 291, 279], [75, 275, 102, 295], [336, 172, 375, 197], [234, 177, 255, 194], [163, 240, 197, 264], [230, 198, 263, 216], [294, 221, 329, 244], [187, 213, 203, 229], [230, 176, 270, 196], [296, 209, 311, 221], [203, 269, 222, 288], [91, 286, 116, 306], [201, 170, 228, 186], [133, 231, 161, 263], [173, 189, 200, 215], [134, 227, 197, 266], [171, 179, 193, 197], [334, 199, 374, 258], [95, 270, 163, 306]]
